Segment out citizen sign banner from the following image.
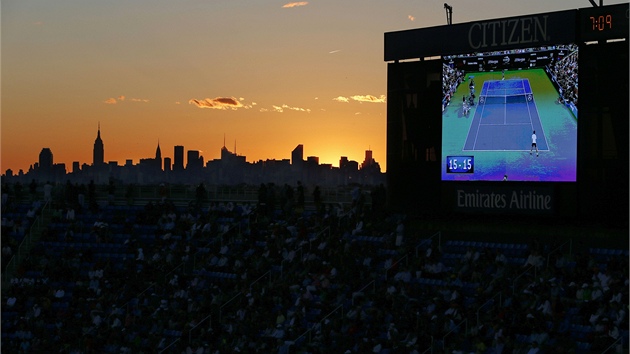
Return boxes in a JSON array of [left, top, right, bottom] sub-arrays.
[[452, 184, 555, 214], [384, 9, 576, 61]]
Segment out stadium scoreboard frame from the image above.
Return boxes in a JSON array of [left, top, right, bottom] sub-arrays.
[[384, 3, 629, 221], [384, 3, 628, 60]]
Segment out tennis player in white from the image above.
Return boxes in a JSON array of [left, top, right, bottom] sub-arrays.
[[530, 130, 539, 157]]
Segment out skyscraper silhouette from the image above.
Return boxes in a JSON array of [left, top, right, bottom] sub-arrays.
[[164, 157, 172, 172], [155, 140, 162, 171], [39, 148, 53, 177], [186, 150, 201, 170], [361, 149, 373, 169], [93, 123, 104, 166], [292, 144, 304, 166], [39, 148, 53, 169], [174, 145, 184, 172]]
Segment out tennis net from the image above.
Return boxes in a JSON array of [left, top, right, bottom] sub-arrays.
[[479, 93, 533, 105]]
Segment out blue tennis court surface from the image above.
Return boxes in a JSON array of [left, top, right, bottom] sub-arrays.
[[463, 79, 548, 151]]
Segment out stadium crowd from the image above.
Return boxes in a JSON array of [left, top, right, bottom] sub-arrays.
[[442, 64, 466, 112], [547, 45, 579, 108], [1, 181, 628, 353]]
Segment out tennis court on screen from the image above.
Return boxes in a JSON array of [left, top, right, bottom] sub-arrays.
[[463, 79, 548, 151]]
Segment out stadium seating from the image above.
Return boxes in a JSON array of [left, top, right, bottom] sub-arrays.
[[1, 193, 628, 353]]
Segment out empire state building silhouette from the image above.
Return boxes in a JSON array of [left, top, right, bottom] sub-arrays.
[[93, 123, 104, 166]]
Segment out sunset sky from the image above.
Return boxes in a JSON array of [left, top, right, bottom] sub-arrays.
[[2, 0, 622, 174]]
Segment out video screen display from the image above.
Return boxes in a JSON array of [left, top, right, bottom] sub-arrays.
[[441, 44, 578, 182]]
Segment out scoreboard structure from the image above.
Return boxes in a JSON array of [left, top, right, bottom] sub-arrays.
[[384, 3, 628, 223]]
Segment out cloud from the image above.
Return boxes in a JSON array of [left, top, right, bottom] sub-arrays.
[[283, 104, 311, 112], [282, 2, 308, 8], [408, 15, 415, 21], [333, 94, 386, 104], [329, 50, 341, 54], [188, 97, 245, 110], [188, 97, 304, 113], [269, 104, 311, 113], [104, 95, 150, 104], [350, 94, 386, 103]]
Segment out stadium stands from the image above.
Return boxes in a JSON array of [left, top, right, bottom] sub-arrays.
[[1, 183, 628, 353]]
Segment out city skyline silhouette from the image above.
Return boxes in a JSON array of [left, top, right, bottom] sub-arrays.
[[4, 124, 384, 187]]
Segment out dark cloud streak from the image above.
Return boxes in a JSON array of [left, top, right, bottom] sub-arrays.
[[188, 97, 244, 110]]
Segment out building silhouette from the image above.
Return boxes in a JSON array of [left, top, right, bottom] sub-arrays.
[[339, 156, 350, 169], [93, 123, 104, 166], [36, 147, 53, 180], [291, 144, 304, 180], [38, 148, 53, 172], [291, 144, 304, 166], [173, 145, 184, 172], [155, 140, 162, 171], [186, 150, 203, 171], [164, 157, 172, 172], [361, 149, 373, 169]]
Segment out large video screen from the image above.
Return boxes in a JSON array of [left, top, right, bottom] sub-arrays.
[[441, 44, 578, 182]]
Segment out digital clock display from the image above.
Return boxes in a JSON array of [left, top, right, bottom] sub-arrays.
[[446, 156, 474, 173], [580, 3, 629, 41], [589, 14, 613, 31]]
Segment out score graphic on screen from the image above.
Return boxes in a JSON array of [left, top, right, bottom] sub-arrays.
[[446, 156, 474, 174]]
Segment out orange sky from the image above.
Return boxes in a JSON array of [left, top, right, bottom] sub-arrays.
[[3, 0, 615, 174]]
